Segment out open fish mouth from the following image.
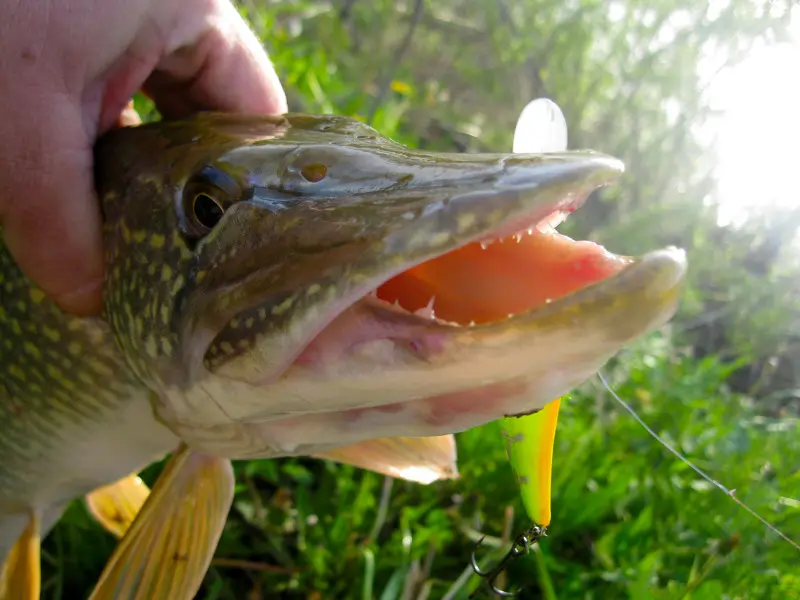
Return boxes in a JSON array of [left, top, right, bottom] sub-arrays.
[[190, 146, 685, 453]]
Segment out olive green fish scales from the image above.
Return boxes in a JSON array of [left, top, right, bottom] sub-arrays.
[[0, 236, 180, 562]]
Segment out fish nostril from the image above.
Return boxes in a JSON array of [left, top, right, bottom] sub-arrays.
[[300, 163, 328, 183]]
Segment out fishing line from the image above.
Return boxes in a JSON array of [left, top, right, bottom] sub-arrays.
[[597, 371, 800, 553]]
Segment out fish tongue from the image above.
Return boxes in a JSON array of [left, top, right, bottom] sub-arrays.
[[377, 232, 629, 325]]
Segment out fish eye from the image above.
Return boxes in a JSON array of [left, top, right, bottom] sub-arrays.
[[181, 166, 243, 240], [192, 193, 225, 229]]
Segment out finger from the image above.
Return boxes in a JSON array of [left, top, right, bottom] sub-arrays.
[[0, 100, 104, 316], [144, 1, 287, 119]]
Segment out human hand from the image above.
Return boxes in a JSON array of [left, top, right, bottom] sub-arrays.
[[0, 0, 287, 315]]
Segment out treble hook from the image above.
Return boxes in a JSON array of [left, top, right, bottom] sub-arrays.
[[469, 524, 546, 598]]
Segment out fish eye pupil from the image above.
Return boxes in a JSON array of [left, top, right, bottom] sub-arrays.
[[193, 193, 225, 229]]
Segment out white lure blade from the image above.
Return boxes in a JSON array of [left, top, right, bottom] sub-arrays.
[[512, 98, 568, 154]]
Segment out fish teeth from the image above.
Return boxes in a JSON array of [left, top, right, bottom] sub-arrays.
[[413, 296, 436, 320]]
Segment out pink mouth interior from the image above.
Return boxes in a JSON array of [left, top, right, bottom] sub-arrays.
[[376, 221, 631, 325]]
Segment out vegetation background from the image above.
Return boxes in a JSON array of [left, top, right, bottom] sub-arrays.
[[41, 0, 800, 598]]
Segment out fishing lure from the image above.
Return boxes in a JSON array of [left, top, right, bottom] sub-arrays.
[[470, 99, 569, 597], [471, 400, 560, 597]]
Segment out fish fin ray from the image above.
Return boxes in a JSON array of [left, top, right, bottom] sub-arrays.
[[315, 435, 458, 483], [0, 510, 41, 600], [85, 475, 151, 539], [88, 445, 234, 600]]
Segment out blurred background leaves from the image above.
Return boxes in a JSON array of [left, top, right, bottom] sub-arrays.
[[47, 1, 800, 598]]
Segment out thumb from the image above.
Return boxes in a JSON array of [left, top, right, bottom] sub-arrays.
[[1, 100, 104, 316], [142, 0, 287, 118]]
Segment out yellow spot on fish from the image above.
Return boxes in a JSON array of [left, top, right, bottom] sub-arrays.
[[23, 342, 41, 359], [488, 209, 504, 224], [230, 318, 240, 329], [258, 308, 267, 320], [306, 284, 322, 297], [133, 230, 147, 243], [161, 264, 173, 282], [68, 342, 82, 356], [220, 342, 234, 354], [196, 271, 207, 284], [161, 304, 170, 326], [171, 275, 185, 296], [145, 335, 159, 358], [428, 232, 450, 247], [272, 296, 294, 316], [215, 296, 230, 312], [151, 234, 166, 249], [45, 364, 62, 381], [245, 318, 254, 329], [29, 289, 46, 304], [78, 370, 96, 386], [11, 320, 21, 335], [133, 317, 145, 339], [457, 213, 476, 233], [42, 327, 61, 343], [9, 365, 26, 381], [161, 337, 173, 355], [61, 375, 77, 391]]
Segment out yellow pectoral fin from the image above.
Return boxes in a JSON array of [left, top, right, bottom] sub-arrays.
[[501, 398, 561, 527], [0, 511, 41, 600], [85, 475, 151, 539], [89, 446, 234, 600], [315, 434, 459, 484]]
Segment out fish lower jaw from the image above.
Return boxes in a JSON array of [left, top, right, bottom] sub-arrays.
[[181, 248, 685, 455], [171, 348, 605, 460]]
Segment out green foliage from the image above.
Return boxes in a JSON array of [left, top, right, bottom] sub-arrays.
[[41, 0, 800, 598]]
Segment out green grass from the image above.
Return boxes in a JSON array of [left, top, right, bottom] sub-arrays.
[[40, 334, 800, 599]]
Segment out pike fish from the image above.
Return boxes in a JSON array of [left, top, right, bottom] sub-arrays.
[[0, 113, 686, 598]]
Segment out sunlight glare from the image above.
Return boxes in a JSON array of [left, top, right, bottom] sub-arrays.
[[707, 9, 800, 226], [388, 465, 445, 485]]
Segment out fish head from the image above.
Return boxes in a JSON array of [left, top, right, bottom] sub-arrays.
[[95, 113, 686, 458]]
